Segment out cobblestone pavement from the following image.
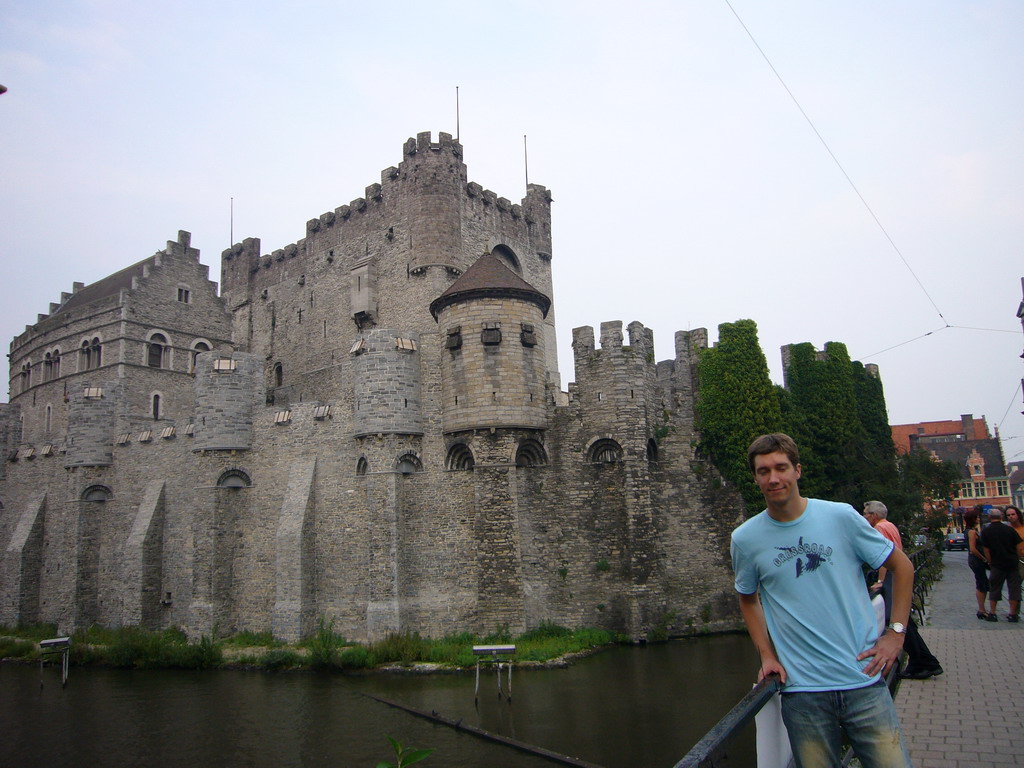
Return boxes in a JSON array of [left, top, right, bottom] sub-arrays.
[[895, 550, 1024, 767]]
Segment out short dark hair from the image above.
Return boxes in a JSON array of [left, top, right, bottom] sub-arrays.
[[747, 433, 800, 472]]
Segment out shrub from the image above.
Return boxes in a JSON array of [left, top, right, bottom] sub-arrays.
[[306, 617, 343, 670], [262, 649, 302, 670], [223, 630, 282, 649], [371, 632, 429, 665], [0, 637, 37, 659], [339, 645, 374, 669]]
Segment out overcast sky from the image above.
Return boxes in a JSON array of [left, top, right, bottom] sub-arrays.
[[2, 1, 1022, 463]]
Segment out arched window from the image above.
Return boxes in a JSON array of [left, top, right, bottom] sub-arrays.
[[356, 456, 369, 476], [273, 362, 283, 387], [492, 244, 521, 274], [395, 453, 422, 475], [80, 339, 91, 370], [52, 349, 60, 379], [90, 337, 102, 368], [45, 404, 52, 433], [191, 341, 211, 372], [446, 443, 475, 470], [20, 362, 31, 392], [82, 485, 112, 502], [151, 393, 161, 420], [44, 353, 53, 382], [647, 438, 659, 462], [216, 469, 252, 488], [515, 439, 548, 467], [148, 333, 169, 368], [588, 438, 623, 464]]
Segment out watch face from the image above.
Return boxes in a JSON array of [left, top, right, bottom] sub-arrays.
[[889, 622, 906, 634]]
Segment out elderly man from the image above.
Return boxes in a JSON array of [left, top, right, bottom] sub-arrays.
[[863, 500, 942, 679]]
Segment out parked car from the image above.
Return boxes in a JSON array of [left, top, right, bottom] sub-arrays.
[[944, 532, 967, 551]]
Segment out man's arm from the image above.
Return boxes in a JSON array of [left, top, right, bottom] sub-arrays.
[[737, 591, 787, 683], [856, 547, 912, 676]]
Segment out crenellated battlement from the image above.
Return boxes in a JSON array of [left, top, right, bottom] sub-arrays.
[[571, 320, 654, 360]]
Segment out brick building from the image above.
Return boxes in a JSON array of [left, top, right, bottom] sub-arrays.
[[891, 414, 1010, 512], [0, 132, 745, 642]]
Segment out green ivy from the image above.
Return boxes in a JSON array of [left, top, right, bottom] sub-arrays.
[[695, 319, 782, 514]]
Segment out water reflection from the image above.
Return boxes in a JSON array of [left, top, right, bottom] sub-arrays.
[[1, 634, 759, 768]]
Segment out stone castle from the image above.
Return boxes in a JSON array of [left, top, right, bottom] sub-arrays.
[[0, 132, 744, 642]]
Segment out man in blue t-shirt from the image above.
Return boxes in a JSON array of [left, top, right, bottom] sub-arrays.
[[731, 433, 914, 767]]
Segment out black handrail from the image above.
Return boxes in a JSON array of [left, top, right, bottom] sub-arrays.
[[672, 673, 783, 768]]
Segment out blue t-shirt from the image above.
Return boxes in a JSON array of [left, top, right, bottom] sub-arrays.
[[731, 498, 894, 692]]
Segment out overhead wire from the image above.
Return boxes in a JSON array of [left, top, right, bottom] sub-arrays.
[[724, 0, 1022, 445], [722, 0, 948, 326]]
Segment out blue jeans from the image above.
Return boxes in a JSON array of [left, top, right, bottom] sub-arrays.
[[781, 680, 913, 767]]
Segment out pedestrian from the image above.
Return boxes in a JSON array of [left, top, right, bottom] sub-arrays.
[[732, 433, 914, 767], [964, 507, 991, 620], [980, 507, 1023, 622], [863, 501, 942, 679], [1006, 505, 1024, 581]]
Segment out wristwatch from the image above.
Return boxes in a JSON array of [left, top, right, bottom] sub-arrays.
[[887, 622, 906, 634]]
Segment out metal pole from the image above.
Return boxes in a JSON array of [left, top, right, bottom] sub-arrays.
[[523, 135, 529, 190]]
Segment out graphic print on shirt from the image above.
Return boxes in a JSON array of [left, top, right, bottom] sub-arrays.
[[773, 536, 833, 578]]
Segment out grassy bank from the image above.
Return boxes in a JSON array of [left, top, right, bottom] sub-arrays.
[[0, 620, 624, 673]]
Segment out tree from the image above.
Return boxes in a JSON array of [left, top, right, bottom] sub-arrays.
[[695, 319, 782, 513], [781, 342, 864, 504], [890, 449, 961, 535]]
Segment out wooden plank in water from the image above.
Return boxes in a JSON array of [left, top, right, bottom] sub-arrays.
[[363, 692, 605, 768]]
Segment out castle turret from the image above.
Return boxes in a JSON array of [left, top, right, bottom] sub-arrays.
[[351, 329, 423, 436], [404, 132, 466, 273], [193, 351, 263, 451], [65, 383, 120, 467], [430, 254, 550, 433]]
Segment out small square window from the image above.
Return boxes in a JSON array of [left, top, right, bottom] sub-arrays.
[[177, 287, 191, 303], [184, 423, 195, 436], [138, 430, 153, 443], [16, 446, 35, 460], [41, 443, 55, 456], [160, 426, 176, 439], [520, 323, 537, 347], [116, 433, 131, 445], [313, 405, 331, 420], [213, 359, 237, 372], [481, 323, 502, 345], [395, 337, 417, 352], [83, 387, 104, 398], [274, 410, 293, 424]]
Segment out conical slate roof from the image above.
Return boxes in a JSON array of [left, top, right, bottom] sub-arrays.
[[429, 253, 551, 319]]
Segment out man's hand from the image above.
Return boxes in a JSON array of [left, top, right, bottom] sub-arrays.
[[758, 656, 787, 684], [856, 629, 905, 677]]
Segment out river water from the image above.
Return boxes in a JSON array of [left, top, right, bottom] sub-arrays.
[[1, 634, 760, 768]]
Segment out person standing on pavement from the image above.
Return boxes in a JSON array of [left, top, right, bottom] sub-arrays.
[[964, 507, 991, 620], [732, 433, 915, 767], [1006, 506, 1024, 581], [979, 508, 1023, 623], [863, 501, 942, 679]]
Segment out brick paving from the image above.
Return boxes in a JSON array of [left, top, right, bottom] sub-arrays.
[[895, 550, 1024, 767]]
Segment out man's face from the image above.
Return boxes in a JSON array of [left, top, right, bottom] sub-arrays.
[[752, 451, 801, 505], [863, 509, 879, 527]]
